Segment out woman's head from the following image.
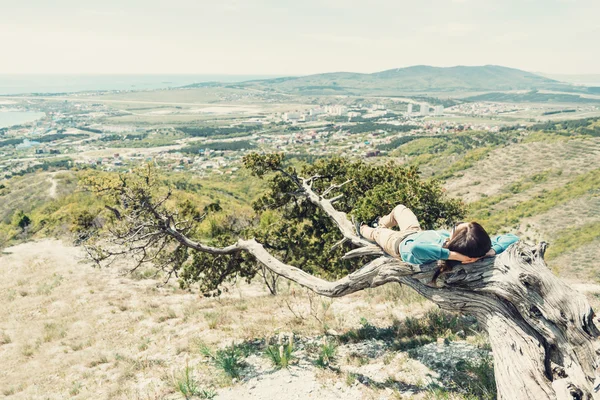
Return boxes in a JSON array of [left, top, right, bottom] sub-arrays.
[[432, 222, 492, 284], [448, 222, 491, 259]]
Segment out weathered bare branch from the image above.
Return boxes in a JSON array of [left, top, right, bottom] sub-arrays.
[[88, 164, 600, 400]]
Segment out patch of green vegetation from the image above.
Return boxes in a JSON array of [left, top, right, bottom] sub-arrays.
[[438, 147, 492, 180], [265, 341, 295, 369], [0, 168, 261, 249], [390, 131, 520, 175], [177, 140, 257, 154], [466, 91, 600, 104], [314, 340, 337, 368], [173, 363, 216, 400], [96, 132, 186, 148], [347, 122, 418, 135], [199, 343, 249, 380], [377, 135, 424, 151], [530, 117, 600, 137], [6, 158, 73, 178], [546, 221, 600, 260], [340, 309, 477, 351], [522, 131, 571, 144], [470, 169, 600, 233], [179, 125, 260, 139]]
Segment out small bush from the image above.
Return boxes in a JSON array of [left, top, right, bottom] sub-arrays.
[[265, 341, 295, 369], [200, 343, 247, 379], [173, 363, 216, 400], [315, 340, 337, 368], [12, 210, 31, 230]]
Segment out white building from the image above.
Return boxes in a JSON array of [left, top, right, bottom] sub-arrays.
[[434, 105, 444, 116], [326, 105, 348, 116], [407, 104, 413, 114], [283, 112, 301, 121], [420, 103, 429, 116]]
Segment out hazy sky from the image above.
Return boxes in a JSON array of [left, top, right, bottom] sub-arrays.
[[1, 0, 598, 75]]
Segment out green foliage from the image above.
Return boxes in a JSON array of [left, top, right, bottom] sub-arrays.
[[377, 135, 424, 151], [12, 210, 31, 230], [86, 152, 461, 294], [200, 343, 249, 379], [346, 122, 418, 135], [530, 117, 600, 136], [393, 131, 520, 159], [179, 125, 260, 138], [177, 140, 257, 154], [265, 341, 295, 369], [315, 340, 337, 368], [99, 133, 148, 142], [0, 134, 87, 148], [8, 158, 73, 178], [437, 147, 492, 180], [173, 363, 216, 400], [245, 154, 464, 279]]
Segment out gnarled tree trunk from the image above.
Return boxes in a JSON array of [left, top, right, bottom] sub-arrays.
[[89, 173, 600, 399]]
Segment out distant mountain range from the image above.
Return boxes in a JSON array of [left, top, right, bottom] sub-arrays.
[[190, 65, 599, 97]]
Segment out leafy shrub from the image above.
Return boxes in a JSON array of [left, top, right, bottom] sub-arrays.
[[12, 210, 31, 230]]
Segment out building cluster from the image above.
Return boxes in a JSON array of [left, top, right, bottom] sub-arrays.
[[2, 95, 547, 180], [407, 103, 444, 116]]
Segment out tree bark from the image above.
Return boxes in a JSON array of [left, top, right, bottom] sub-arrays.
[[97, 172, 600, 399]]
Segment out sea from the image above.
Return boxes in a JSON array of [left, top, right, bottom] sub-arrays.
[[0, 74, 280, 96], [0, 111, 46, 129], [0, 74, 280, 128]]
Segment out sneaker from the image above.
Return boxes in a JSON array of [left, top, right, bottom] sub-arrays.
[[369, 217, 380, 228], [352, 216, 364, 238]]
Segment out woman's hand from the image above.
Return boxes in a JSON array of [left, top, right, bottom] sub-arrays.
[[448, 251, 481, 264]]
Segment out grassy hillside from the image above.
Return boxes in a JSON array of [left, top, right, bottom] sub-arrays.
[[463, 91, 600, 104], [376, 117, 600, 282], [0, 168, 265, 250]]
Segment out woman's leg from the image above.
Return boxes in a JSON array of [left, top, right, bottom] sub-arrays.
[[359, 226, 401, 257], [378, 204, 421, 231]]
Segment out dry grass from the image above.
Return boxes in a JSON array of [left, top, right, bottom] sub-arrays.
[[0, 239, 439, 399]]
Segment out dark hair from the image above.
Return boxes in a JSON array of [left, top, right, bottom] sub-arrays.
[[432, 222, 492, 284]]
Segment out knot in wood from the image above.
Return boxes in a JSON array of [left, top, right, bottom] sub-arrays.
[[519, 273, 543, 293]]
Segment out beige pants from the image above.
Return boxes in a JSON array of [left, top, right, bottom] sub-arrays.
[[360, 205, 422, 258]]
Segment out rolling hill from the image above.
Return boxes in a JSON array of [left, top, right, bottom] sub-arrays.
[[216, 65, 578, 95]]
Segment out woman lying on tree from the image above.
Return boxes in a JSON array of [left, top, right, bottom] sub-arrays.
[[356, 204, 518, 280]]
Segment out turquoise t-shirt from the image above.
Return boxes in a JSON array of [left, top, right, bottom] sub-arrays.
[[399, 230, 519, 265]]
